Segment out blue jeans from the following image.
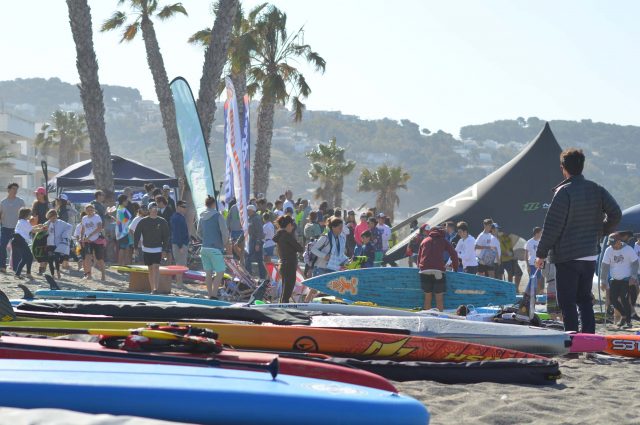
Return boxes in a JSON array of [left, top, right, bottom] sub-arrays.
[[555, 260, 596, 333], [0, 227, 15, 270], [245, 244, 266, 279]]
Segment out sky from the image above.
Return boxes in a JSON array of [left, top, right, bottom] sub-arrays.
[[1, 0, 639, 135]]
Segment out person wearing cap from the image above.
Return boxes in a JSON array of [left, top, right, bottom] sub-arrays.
[[455, 222, 478, 274], [600, 233, 639, 328], [376, 213, 391, 261], [134, 202, 170, 294], [162, 185, 176, 211], [0, 183, 25, 273], [417, 226, 459, 311], [245, 204, 266, 279], [31, 187, 50, 225], [535, 148, 621, 334], [475, 218, 500, 278], [170, 200, 190, 284]]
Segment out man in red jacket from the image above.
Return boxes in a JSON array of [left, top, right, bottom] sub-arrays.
[[418, 226, 459, 311]]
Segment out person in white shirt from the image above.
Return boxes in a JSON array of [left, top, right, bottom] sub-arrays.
[[80, 204, 105, 281], [12, 207, 33, 279], [282, 190, 295, 213], [475, 218, 500, 278], [525, 227, 543, 276], [601, 233, 639, 328], [376, 213, 392, 252], [455, 222, 478, 274], [262, 212, 276, 263]]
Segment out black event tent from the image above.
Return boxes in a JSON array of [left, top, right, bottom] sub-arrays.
[[48, 155, 178, 193], [385, 122, 564, 263], [618, 204, 640, 234]]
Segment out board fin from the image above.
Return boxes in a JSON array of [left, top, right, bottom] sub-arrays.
[[18, 284, 35, 299], [0, 290, 16, 321], [45, 274, 61, 290]]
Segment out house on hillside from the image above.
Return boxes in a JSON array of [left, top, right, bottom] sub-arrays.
[[0, 112, 61, 199]]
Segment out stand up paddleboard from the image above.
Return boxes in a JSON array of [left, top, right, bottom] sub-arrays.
[[0, 360, 429, 425], [301, 268, 516, 310], [33, 289, 232, 307]]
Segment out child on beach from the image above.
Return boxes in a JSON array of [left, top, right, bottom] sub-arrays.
[[73, 211, 87, 271], [12, 207, 33, 279], [600, 233, 639, 328], [354, 230, 375, 268], [43, 209, 72, 279]]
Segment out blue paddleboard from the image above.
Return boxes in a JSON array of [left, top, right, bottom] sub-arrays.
[[33, 290, 232, 307], [0, 360, 429, 425], [302, 268, 516, 310]]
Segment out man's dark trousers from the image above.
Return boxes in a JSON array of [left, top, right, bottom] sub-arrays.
[[555, 260, 596, 333], [0, 227, 15, 270]]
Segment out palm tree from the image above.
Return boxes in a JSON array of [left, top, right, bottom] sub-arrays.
[[193, 0, 238, 144], [357, 165, 411, 223], [66, 0, 115, 196], [306, 137, 355, 208], [101, 0, 187, 198], [247, 5, 325, 197], [188, 2, 262, 131], [35, 110, 89, 170]]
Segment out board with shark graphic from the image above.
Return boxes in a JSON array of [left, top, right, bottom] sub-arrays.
[[301, 268, 516, 310]]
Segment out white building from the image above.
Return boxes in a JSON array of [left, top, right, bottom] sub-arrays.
[[0, 112, 59, 200]]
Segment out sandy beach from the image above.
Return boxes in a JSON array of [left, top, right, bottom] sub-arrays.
[[1, 267, 640, 424]]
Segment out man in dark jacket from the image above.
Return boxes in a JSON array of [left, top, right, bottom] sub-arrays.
[[133, 204, 170, 294], [418, 227, 459, 311], [536, 148, 621, 333]]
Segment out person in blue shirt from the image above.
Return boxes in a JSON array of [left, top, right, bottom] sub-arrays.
[[170, 200, 190, 284], [353, 230, 376, 268]]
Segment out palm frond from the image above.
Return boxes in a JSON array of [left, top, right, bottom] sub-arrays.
[[121, 22, 140, 42], [296, 74, 311, 98], [157, 2, 188, 20], [101, 11, 127, 32], [306, 50, 326, 73], [187, 28, 211, 45]]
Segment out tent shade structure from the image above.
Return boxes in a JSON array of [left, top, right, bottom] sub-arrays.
[[48, 155, 178, 193], [385, 122, 564, 263], [618, 204, 640, 234]]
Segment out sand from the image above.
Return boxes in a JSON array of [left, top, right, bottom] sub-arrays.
[[2, 267, 640, 424]]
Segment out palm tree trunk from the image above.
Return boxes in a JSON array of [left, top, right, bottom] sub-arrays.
[[139, 14, 187, 197], [66, 0, 114, 198], [253, 97, 275, 197], [333, 177, 343, 209], [230, 70, 246, 131], [196, 0, 238, 144]]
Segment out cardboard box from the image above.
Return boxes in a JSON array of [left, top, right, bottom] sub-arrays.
[[128, 271, 172, 294]]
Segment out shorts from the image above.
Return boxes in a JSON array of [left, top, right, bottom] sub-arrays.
[[85, 242, 105, 261], [263, 245, 275, 257], [143, 252, 162, 266], [420, 273, 446, 294], [464, 266, 478, 274], [502, 259, 523, 277], [118, 236, 132, 250], [172, 244, 188, 266], [230, 230, 243, 242], [478, 264, 495, 273], [201, 247, 225, 273]]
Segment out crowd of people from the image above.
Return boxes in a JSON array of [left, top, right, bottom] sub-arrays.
[[0, 149, 637, 334]]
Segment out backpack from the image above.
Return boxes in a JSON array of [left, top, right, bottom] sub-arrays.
[[478, 248, 497, 266], [303, 235, 332, 268], [32, 229, 49, 262]]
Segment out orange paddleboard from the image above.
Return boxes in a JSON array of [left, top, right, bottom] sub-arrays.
[[604, 335, 640, 358], [1, 321, 544, 363]]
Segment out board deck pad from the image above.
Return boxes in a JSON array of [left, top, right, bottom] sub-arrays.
[[33, 290, 232, 307], [301, 268, 516, 310]]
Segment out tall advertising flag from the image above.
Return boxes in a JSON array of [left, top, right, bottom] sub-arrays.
[[242, 94, 251, 200], [170, 77, 216, 215], [224, 77, 249, 248], [223, 104, 234, 202]]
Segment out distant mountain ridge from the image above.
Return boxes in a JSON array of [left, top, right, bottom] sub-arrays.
[[1, 78, 638, 217]]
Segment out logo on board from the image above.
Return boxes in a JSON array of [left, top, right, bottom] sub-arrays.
[[361, 337, 417, 358], [522, 202, 550, 212], [327, 277, 358, 295]]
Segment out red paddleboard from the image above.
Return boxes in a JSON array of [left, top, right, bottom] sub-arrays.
[[0, 335, 396, 392], [604, 334, 640, 358]]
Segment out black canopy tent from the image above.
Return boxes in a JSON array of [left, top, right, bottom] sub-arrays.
[[385, 123, 564, 263], [47, 155, 178, 194], [618, 204, 640, 234]]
